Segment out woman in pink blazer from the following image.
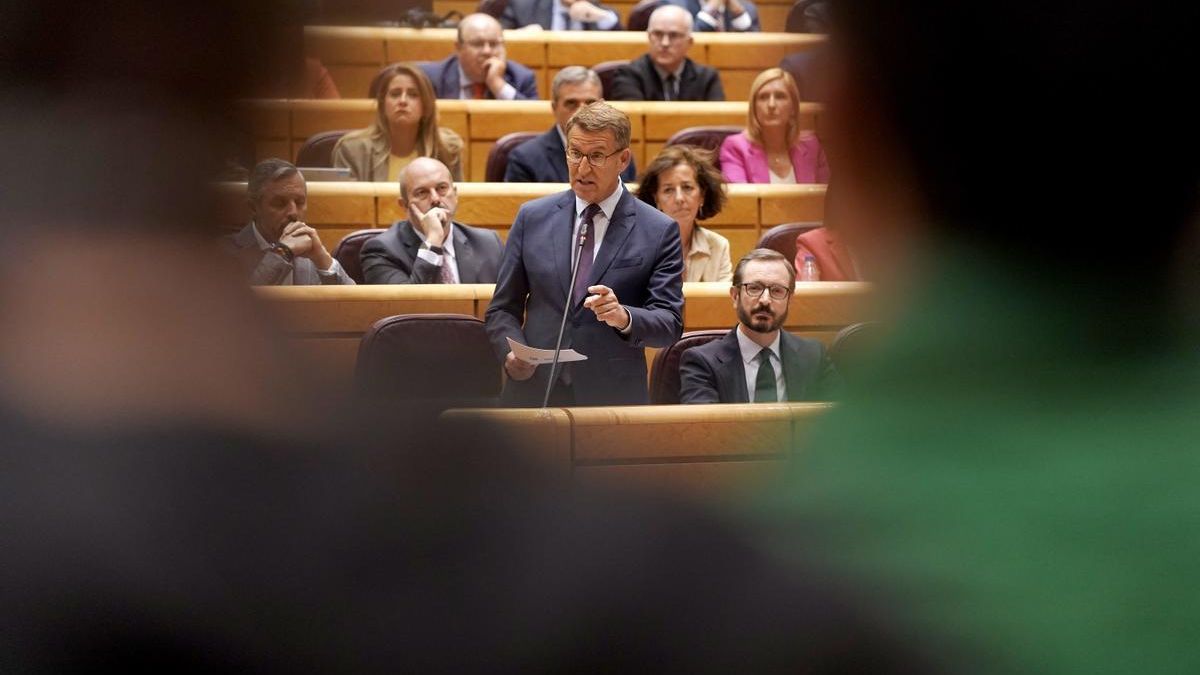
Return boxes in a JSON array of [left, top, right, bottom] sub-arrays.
[[719, 67, 830, 184]]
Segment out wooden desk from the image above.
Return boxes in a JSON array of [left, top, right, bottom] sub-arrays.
[[440, 402, 832, 497], [305, 26, 825, 100], [236, 98, 823, 182], [255, 281, 872, 387], [219, 181, 828, 264]]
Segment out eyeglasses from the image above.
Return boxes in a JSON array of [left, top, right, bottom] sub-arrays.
[[737, 282, 792, 301], [463, 39, 503, 50], [649, 30, 688, 43], [566, 147, 623, 167]]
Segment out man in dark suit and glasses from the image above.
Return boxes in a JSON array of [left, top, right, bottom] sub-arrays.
[[609, 4, 725, 102], [680, 248, 838, 403], [486, 102, 684, 406]]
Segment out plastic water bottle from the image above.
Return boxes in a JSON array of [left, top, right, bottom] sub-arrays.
[[800, 254, 820, 281]]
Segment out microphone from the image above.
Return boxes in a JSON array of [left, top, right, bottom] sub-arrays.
[[542, 218, 589, 408]]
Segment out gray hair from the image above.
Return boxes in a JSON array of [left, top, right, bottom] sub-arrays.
[[648, 4, 694, 32], [247, 158, 300, 204], [732, 248, 796, 287], [551, 66, 602, 102]]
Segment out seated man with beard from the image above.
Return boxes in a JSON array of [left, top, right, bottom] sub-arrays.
[[679, 249, 838, 403]]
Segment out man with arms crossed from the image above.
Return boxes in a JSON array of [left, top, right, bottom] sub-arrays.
[[360, 157, 502, 284], [486, 102, 684, 406], [679, 249, 837, 402]]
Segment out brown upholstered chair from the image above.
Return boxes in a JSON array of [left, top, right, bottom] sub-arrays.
[[626, 0, 666, 31], [648, 330, 728, 404], [295, 129, 350, 168], [662, 125, 743, 169], [755, 221, 823, 264], [829, 321, 884, 391], [354, 314, 502, 408], [486, 131, 539, 182], [332, 228, 385, 284], [593, 60, 629, 100]]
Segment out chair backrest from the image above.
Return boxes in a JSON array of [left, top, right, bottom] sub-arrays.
[[828, 321, 884, 391], [648, 329, 728, 404], [785, 0, 831, 33], [486, 131, 539, 182], [626, 0, 666, 31], [332, 228, 385, 284], [355, 314, 502, 408], [295, 129, 350, 168], [476, 0, 509, 19], [755, 221, 823, 264], [592, 60, 630, 100], [662, 125, 743, 169]]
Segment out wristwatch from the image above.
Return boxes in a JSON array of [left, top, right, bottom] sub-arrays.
[[428, 245, 445, 255], [269, 242, 294, 263]]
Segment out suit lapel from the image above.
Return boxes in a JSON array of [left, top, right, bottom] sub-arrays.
[[452, 223, 474, 282], [715, 330, 750, 403], [639, 55, 664, 100], [780, 332, 805, 401], [543, 128, 568, 182], [552, 191, 576, 299], [444, 56, 462, 98], [584, 189, 635, 290]]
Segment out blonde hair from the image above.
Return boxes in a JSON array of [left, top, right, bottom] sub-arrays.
[[345, 62, 461, 167], [745, 67, 802, 147]]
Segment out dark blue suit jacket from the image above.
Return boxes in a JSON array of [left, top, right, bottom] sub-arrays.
[[420, 55, 539, 100], [665, 0, 761, 31], [678, 328, 839, 403], [504, 127, 637, 183], [485, 188, 684, 406]]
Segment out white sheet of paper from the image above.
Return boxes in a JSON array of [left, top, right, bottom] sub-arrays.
[[506, 337, 588, 365]]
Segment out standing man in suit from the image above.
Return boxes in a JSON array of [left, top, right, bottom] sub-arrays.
[[419, 13, 539, 100], [666, 0, 761, 32], [360, 157, 503, 284], [226, 159, 354, 286], [609, 5, 725, 101], [679, 249, 837, 403], [499, 0, 624, 31], [486, 102, 684, 406], [504, 66, 637, 183]]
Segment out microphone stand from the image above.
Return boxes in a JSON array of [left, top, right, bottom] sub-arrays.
[[542, 221, 589, 408]]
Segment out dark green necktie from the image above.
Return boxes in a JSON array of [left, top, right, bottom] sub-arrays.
[[754, 348, 777, 403]]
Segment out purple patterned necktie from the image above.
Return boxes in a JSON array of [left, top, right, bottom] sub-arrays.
[[572, 204, 601, 305]]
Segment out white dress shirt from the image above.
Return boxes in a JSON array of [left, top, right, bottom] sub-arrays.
[[572, 183, 632, 333], [415, 222, 460, 283], [551, 0, 619, 30]]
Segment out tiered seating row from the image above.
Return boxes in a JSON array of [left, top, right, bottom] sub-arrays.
[[238, 99, 823, 180], [218, 181, 828, 266], [307, 26, 825, 101], [430, 0, 803, 34], [255, 281, 873, 386]]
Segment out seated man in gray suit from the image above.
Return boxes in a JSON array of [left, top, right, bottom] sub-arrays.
[[679, 248, 838, 402], [609, 5, 725, 102], [360, 157, 503, 284], [226, 159, 354, 285], [504, 66, 637, 183]]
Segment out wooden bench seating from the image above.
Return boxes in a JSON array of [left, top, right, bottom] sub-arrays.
[[237, 99, 823, 180], [218, 181, 827, 266], [439, 402, 832, 496], [306, 26, 825, 100], [256, 281, 873, 386]]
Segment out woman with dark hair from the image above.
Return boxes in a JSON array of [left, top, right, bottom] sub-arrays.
[[637, 145, 732, 281], [332, 63, 463, 181]]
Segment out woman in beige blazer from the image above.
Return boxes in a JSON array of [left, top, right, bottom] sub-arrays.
[[333, 62, 463, 181], [636, 145, 733, 282]]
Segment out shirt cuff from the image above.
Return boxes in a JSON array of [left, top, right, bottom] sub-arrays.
[[617, 308, 633, 335], [592, 9, 619, 30], [696, 10, 720, 28], [318, 258, 343, 276], [497, 83, 517, 101], [729, 10, 751, 30], [416, 247, 444, 266]]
